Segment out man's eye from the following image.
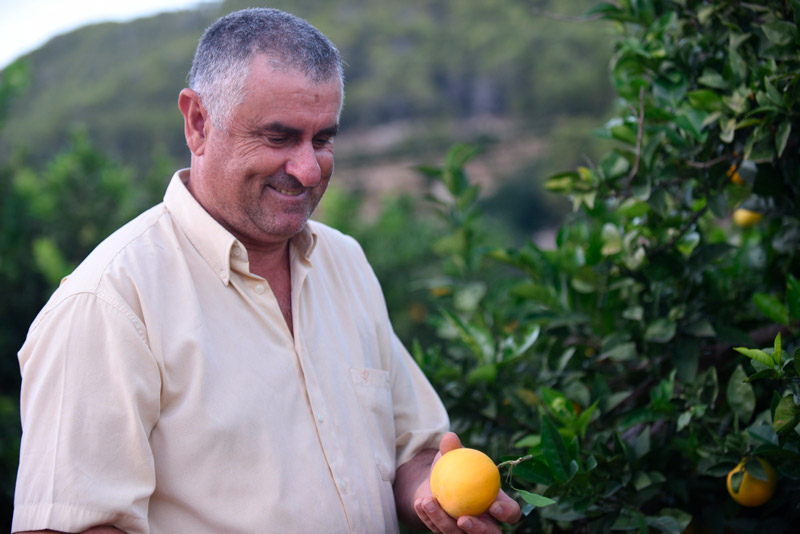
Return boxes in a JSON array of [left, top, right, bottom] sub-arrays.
[[313, 137, 334, 148], [267, 137, 289, 145]]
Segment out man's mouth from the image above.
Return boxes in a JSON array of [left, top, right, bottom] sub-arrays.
[[269, 185, 303, 197]]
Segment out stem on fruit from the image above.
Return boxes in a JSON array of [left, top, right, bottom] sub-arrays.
[[496, 455, 533, 470]]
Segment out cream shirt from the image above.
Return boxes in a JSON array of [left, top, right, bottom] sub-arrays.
[[14, 169, 449, 534]]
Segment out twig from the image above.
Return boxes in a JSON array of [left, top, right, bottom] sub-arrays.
[[648, 205, 709, 257], [685, 155, 735, 169], [497, 454, 534, 485], [497, 455, 533, 470], [623, 86, 646, 191]]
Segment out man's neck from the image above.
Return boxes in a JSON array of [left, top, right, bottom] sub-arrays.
[[248, 240, 294, 336]]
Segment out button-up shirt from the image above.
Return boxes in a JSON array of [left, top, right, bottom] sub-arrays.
[[14, 169, 449, 534]]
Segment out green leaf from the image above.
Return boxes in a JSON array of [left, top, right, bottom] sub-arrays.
[[541, 416, 570, 483], [545, 172, 578, 192], [516, 489, 556, 508], [602, 223, 623, 256], [698, 70, 728, 89], [734, 347, 775, 368], [513, 434, 541, 449], [773, 333, 782, 366], [467, 363, 497, 384], [729, 469, 744, 493], [762, 21, 799, 46], [788, 274, 800, 319], [745, 457, 770, 482], [776, 121, 791, 157], [720, 117, 736, 143], [508, 457, 554, 485], [745, 368, 780, 382], [645, 319, 676, 343], [684, 319, 715, 338], [603, 341, 637, 361], [752, 292, 789, 325], [727, 364, 756, 423], [687, 89, 723, 111], [773, 395, 800, 435]]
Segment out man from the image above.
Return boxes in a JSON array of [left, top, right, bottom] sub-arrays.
[[13, 8, 520, 534]]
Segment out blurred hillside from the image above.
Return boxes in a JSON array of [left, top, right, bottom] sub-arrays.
[[0, 0, 615, 236]]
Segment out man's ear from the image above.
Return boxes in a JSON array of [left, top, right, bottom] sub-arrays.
[[178, 88, 209, 156]]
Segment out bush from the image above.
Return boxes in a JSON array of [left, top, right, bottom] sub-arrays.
[[415, 1, 800, 532]]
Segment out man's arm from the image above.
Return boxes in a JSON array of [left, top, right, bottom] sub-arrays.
[[394, 447, 439, 529], [394, 432, 522, 534]]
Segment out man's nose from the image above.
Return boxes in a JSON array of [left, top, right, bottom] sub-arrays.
[[285, 142, 321, 186]]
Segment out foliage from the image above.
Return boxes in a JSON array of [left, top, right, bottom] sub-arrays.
[[0, 125, 162, 527], [0, 0, 614, 174], [415, 1, 800, 532]]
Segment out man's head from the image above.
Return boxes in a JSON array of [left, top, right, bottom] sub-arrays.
[[187, 8, 343, 130], [179, 9, 344, 248]]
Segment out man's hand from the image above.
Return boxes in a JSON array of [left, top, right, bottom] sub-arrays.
[[407, 432, 522, 534]]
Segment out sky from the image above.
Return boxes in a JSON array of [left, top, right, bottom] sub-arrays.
[[0, 0, 212, 69]]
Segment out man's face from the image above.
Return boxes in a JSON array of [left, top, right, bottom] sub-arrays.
[[189, 56, 342, 249]]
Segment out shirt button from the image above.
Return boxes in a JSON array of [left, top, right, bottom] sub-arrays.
[[254, 284, 266, 294], [316, 413, 324, 424], [232, 247, 242, 257], [339, 480, 347, 492]]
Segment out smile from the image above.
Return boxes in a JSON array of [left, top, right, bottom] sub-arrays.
[[269, 185, 303, 197]]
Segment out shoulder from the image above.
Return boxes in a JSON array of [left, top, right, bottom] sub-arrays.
[[33, 203, 175, 326], [307, 220, 365, 259]]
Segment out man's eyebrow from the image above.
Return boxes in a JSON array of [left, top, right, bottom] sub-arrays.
[[254, 121, 339, 137]]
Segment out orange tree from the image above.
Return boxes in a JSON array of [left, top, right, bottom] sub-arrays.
[[413, 1, 799, 532]]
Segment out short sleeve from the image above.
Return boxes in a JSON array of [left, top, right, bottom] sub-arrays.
[[13, 292, 161, 534], [388, 331, 450, 468]]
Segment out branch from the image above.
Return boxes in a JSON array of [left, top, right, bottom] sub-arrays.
[[624, 86, 646, 190], [648, 205, 709, 256], [685, 154, 735, 169]]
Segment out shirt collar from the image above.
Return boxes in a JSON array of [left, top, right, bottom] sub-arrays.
[[164, 169, 319, 283]]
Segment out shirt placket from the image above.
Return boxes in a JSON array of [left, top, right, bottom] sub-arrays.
[[291, 255, 356, 531]]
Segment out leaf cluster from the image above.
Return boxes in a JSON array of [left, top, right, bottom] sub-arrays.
[[413, 1, 800, 531]]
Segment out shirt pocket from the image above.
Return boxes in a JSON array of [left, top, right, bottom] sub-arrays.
[[349, 367, 395, 481]]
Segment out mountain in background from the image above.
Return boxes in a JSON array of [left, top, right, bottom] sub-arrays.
[[0, 0, 615, 233]]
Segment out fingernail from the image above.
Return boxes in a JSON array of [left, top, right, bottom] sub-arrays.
[[490, 502, 504, 515], [462, 518, 474, 529], [423, 500, 436, 513]]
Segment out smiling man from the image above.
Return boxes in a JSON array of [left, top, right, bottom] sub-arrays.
[[13, 8, 520, 534]]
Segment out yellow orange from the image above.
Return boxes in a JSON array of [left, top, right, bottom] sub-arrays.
[[430, 448, 501, 517], [732, 208, 763, 228], [726, 457, 777, 507]]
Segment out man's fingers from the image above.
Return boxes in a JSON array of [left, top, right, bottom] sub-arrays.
[[414, 498, 441, 532], [415, 496, 462, 534], [488, 490, 523, 524], [456, 514, 502, 534]]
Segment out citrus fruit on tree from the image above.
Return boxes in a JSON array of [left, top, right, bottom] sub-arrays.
[[430, 447, 501, 517], [727, 165, 744, 185], [726, 457, 777, 507], [732, 208, 763, 228]]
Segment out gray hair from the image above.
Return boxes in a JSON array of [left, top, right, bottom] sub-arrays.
[[187, 8, 344, 128]]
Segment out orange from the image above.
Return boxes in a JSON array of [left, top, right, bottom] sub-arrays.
[[732, 208, 763, 228], [430, 448, 501, 517], [727, 165, 744, 185], [726, 457, 777, 507]]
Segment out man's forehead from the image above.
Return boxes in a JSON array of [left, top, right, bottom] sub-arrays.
[[246, 53, 343, 91]]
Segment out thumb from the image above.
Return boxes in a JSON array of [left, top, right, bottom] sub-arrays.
[[439, 432, 462, 456]]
